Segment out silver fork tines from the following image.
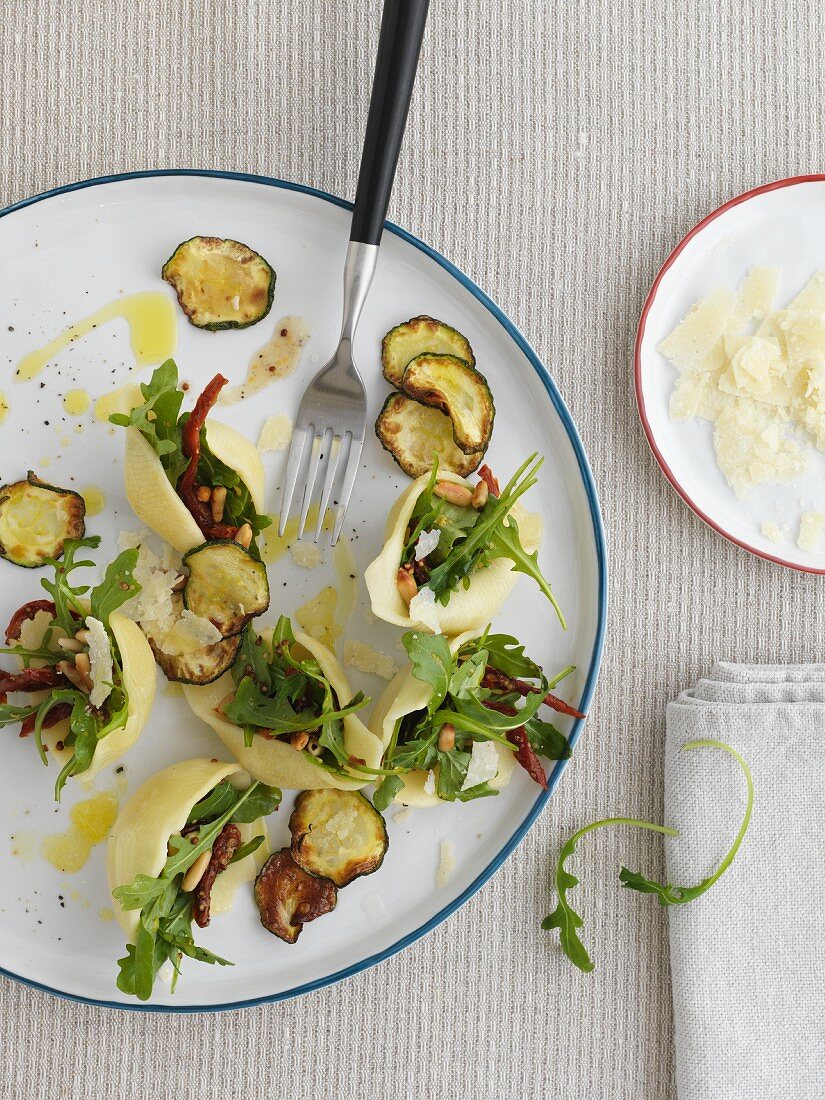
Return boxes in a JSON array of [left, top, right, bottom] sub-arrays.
[[278, 241, 377, 545]]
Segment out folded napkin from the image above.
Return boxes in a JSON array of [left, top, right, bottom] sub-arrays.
[[666, 664, 825, 1100]]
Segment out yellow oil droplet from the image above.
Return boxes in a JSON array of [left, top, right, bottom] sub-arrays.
[[0, 393, 9, 425], [16, 293, 177, 383], [63, 389, 91, 416], [71, 790, 118, 843], [10, 831, 38, 863], [74, 423, 84, 435], [42, 831, 92, 874], [93, 382, 143, 422], [60, 435, 71, 447], [41, 790, 119, 873], [262, 505, 332, 564], [333, 534, 357, 634], [39, 456, 52, 468], [80, 485, 106, 517], [98, 907, 115, 923], [295, 586, 341, 649]]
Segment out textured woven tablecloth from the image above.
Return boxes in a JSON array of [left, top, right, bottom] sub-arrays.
[[2, 2, 824, 1098]]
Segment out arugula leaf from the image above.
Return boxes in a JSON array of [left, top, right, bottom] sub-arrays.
[[229, 835, 265, 864], [524, 717, 571, 760], [186, 779, 237, 824], [448, 649, 487, 699], [461, 633, 543, 681], [89, 548, 141, 625], [225, 676, 368, 737], [435, 748, 471, 800], [542, 739, 753, 972], [40, 536, 99, 635], [373, 775, 405, 812], [403, 632, 453, 713], [114, 778, 281, 1000], [109, 360, 186, 481], [489, 516, 566, 629]]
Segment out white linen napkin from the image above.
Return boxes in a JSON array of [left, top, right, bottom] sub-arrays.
[[666, 664, 825, 1100]]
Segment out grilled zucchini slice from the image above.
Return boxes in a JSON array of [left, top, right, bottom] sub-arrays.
[[255, 848, 337, 943], [289, 789, 388, 887], [143, 594, 243, 684], [376, 393, 484, 478], [382, 315, 475, 388], [401, 354, 495, 454], [0, 472, 86, 568], [182, 540, 270, 636], [161, 236, 275, 331]]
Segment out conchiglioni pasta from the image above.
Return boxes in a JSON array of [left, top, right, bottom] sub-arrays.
[[363, 470, 542, 636], [182, 631, 383, 791], [107, 758, 267, 940], [123, 420, 265, 554], [369, 631, 515, 807], [18, 607, 156, 778]]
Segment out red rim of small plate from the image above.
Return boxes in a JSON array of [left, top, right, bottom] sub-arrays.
[[634, 173, 825, 575]]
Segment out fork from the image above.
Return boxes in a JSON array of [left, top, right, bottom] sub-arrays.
[[279, 0, 430, 546]]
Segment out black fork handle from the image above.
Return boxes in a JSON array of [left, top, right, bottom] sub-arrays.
[[350, 0, 429, 246]]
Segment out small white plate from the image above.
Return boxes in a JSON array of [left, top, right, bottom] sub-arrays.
[[635, 175, 825, 572], [0, 171, 605, 1010]]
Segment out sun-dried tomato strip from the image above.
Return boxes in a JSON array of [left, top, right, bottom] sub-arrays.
[[177, 373, 240, 541], [477, 465, 500, 498], [5, 600, 57, 643], [193, 822, 241, 928], [481, 666, 585, 720], [0, 667, 69, 694], [19, 701, 72, 739], [483, 698, 548, 790]]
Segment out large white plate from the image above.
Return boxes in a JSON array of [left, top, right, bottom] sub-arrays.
[[0, 171, 605, 1010], [636, 175, 825, 572]]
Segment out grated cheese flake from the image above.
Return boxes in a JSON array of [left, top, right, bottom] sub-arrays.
[[257, 413, 293, 453], [798, 511, 825, 552], [414, 528, 441, 561], [343, 639, 398, 681], [409, 586, 441, 634], [85, 616, 113, 709], [290, 542, 324, 569], [760, 521, 785, 545], [160, 611, 222, 656], [461, 740, 500, 790], [436, 840, 456, 888], [423, 770, 436, 796]]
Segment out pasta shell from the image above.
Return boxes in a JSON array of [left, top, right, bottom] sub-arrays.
[[107, 758, 242, 939], [369, 629, 515, 807], [123, 420, 265, 554], [363, 471, 542, 636], [183, 631, 383, 791]]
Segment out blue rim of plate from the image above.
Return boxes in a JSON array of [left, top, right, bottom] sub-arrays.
[[0, 169, 607, 1013]]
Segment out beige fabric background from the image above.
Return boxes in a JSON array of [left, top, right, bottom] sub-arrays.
[[1, 1, 823, 1097]]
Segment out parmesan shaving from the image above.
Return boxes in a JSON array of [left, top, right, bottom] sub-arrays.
[[160, 611, 222, 656], [436, 840, 455, 888], [408, 586, 442, 634], [760, 521, 785, 544], [414, 528, 441, 561], [798, 511, 825, 552], [290, 542, 324, 569], [423, 770, 436, 796], [257, 413, 293, 453], [461, 740, 500, 790], [661, 269, 825, 497], [343, 639, 398, 681], [85, 616, 113, 708]]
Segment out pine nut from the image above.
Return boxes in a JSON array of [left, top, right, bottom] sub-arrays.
[[396, 565, 418, 604], [433, 481, 473, 506], [75, 652, 91, 676], [181, 849, 212, 893], [196, 486, 212, 503], [57, 637, 83, 652], [74, 629, 91, 645], [471, 480, 489, 508], [235, 523, 253, 548], [171, 574, 187, 591], [210, 485, 227, 523], [438, 722, 456, 752], [290, 730, 310, 751], [58, 660, 90, 693]]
